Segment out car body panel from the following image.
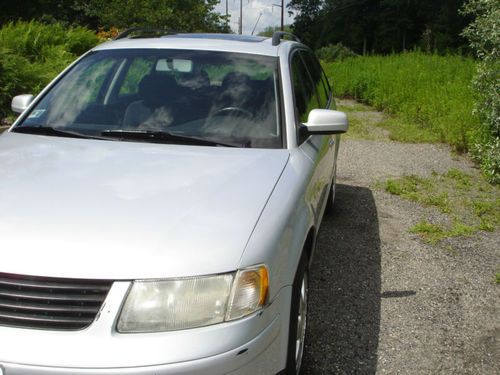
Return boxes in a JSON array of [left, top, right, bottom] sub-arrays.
[[0, 132, 289, 280], [0, 282, 291, 373], [93, 36, 280, 57]]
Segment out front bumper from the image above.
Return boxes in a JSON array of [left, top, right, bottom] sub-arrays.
[[0, 283, 292, 375]]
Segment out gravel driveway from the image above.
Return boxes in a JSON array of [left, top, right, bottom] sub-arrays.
[[301, 102, 499, 374]]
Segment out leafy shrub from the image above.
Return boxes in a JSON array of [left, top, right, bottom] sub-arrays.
[[316, 43, 357, 62], [0, 21, 99, 118], [66, 27, 101, 55], [0, 21, 67, 62], [472, 134, 500, 184], [462, 0, 500, 184]]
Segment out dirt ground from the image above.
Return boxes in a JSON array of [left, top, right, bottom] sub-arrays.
[[301, 100, 499, 374]]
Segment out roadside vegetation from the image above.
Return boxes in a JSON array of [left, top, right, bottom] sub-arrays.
[[323, 0, 499, 184], [461, 0, 499, 184], [324, 52, 478, 151], [383, 170, 499, 244], [0, 21, 99, 119]]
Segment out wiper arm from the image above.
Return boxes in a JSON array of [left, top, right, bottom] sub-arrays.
[[101, 129, 242, 148], [13, 125, 111, 141]]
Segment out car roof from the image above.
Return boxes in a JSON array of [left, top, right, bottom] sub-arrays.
[[93, 33, 302, 57]]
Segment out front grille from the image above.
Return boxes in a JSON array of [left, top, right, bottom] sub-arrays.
[[0, 273, 113, 330]]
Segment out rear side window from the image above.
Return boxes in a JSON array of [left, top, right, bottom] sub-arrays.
[[290, 51, 319, 123]]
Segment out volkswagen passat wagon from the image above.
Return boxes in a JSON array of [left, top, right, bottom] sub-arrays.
[[0, 30, 347, 375]]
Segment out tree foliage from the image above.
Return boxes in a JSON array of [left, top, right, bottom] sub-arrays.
[[462, 0, 500, 183], [288, 0, 470, 54], [0, 0, 98, 28], [0, 0, 228, 32], [0, 21, 99, 118], [77, 0, 228, 31]]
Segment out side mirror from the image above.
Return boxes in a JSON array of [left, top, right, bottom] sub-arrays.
[[304, 109, 348, 135], [11, 94, 34, 114]]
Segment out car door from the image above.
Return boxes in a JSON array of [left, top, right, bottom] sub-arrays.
[[290, 49, 334, 222], [300, 50, 338, 190]]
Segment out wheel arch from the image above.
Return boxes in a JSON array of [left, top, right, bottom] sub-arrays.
[[302, 226, 316, 268]]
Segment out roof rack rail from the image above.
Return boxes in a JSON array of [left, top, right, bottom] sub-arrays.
[[271, 31, 301, 46], [114, 27, 175, 40]]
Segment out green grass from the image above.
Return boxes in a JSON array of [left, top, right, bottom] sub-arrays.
[[384, 169, 500, 243], [377, 116, 438, 144], [337, 115, 375, 140], [336, 102, 371, 113], [324, 52, 479, 153], [335, 102, 391, 141]]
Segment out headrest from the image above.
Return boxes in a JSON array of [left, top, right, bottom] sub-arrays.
[[221, 72, 251, 89], [139, 74, 179, 108]]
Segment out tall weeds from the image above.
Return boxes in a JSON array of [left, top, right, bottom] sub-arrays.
[[324, 52, 479, 154]]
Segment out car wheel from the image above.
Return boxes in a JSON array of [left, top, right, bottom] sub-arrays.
[[285, 254, 309, 374]]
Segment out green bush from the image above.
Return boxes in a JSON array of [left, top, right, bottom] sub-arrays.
[[316, 43, 357, 62], [323, 52, 479, 154], [462, 0, 500, 184], [0, 21, 99, 118], [66, 27, 102, 55]]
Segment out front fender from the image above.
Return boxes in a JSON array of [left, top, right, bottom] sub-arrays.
[[238, 148, 316, 299]]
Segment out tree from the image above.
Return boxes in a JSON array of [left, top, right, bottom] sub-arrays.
[[288, 0, 323, 49], [288, 0, 470, 54], [0, 0, 228, 32], [462, 0, 500, 183], [78, 0, 228, 32], [0, 0, 98, 27]]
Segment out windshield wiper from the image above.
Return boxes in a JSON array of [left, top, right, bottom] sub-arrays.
[[101, 129, 243, 148], [13, 125, 111, 141]]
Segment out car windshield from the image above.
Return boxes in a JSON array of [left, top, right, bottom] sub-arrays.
[[15, 49, 282, 148]]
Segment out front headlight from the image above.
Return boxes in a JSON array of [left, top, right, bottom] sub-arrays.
[[117, 265, 269, 333]]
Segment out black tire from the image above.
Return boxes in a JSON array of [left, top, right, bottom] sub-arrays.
[[285, 254, 309, 374], [324, 180, 336, 216], [324, 178, 337, 219], [324, 161, 337, 216]]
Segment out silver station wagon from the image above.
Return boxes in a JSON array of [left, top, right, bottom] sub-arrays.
[[0, 30, 347, 375]]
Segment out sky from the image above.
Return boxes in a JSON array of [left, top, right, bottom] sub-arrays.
[[214, 0, 296, 35]]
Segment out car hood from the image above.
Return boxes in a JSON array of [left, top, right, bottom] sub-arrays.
[[0, 133, 289, 280]]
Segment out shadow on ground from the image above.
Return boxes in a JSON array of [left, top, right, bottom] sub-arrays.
[[302, 184, 381, 374]]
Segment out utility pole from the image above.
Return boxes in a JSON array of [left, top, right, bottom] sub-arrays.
[[281, 0, 284, 31], [224, 0, 229, 29], [238, 0, 243, 35], [272, 0, 285, 31]]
